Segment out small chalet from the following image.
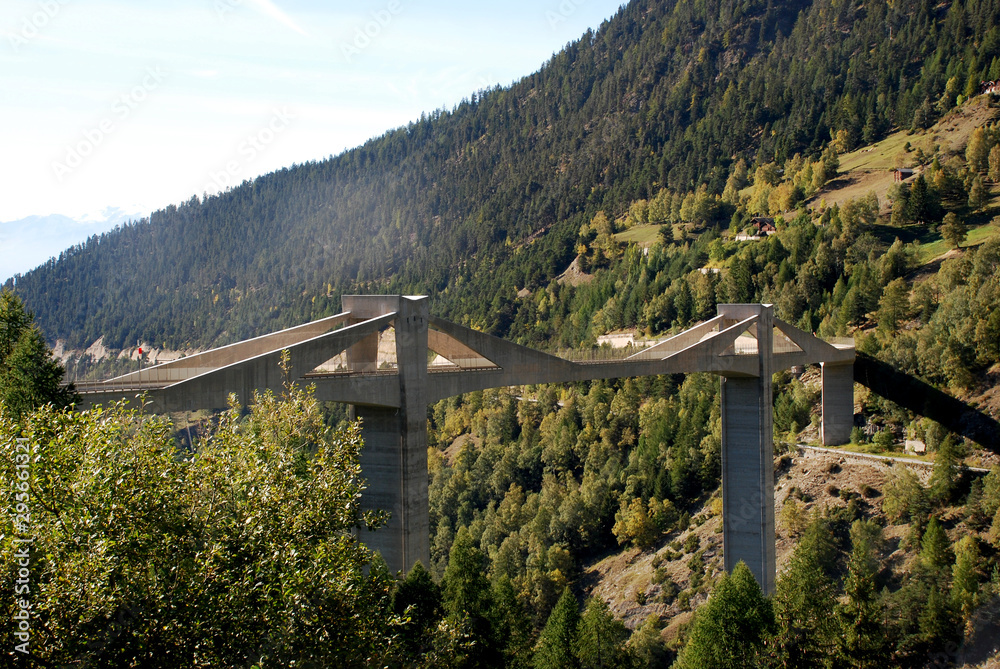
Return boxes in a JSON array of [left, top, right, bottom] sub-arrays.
[[750, 216, 776, 235], [893, 168, 915, 182], [980, 80, 1000, 96]]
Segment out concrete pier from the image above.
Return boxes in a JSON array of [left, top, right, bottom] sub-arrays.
[[821, 361, 855, 446], [719, 304, 776, 595]]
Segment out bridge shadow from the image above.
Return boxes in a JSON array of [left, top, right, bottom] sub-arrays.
[[854, 352, 1000, 453]]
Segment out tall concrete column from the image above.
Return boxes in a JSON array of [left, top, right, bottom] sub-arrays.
[[394, 296, 430, 573], [719, 304, 775, 595], [354, 405, 408, 570], [821, 361, 854, 446], [345, 295, 430, 575]]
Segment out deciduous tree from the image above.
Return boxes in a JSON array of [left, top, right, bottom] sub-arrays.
[[940, 212, 968, 250], [0, 380, 400, 667]]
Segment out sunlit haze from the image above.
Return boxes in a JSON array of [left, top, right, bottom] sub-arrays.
[[0, 0, 623, 277]]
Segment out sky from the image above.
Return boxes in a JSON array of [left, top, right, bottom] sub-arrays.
[[0, 0, 626, 226]]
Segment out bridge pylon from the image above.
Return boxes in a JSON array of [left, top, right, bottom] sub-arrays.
[[718, 304, 775, 593], [342, 295, 431, 573]]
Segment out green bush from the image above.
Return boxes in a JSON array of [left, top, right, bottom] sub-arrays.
[[1, 382, 399, 668]]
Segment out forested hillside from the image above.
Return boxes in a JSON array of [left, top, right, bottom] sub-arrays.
[[10, 0, 1000, 351], [7, 0, 1000, 665]]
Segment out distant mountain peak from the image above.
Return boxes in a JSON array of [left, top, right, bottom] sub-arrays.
[[1, 205, 147, 281]]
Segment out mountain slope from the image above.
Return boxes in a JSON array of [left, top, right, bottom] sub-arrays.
[[9, 0, 1000, 350]]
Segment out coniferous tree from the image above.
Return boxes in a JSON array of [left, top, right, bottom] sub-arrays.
[[674, 562, 775, 669], [939, 212, 968, 250], [950, 535, 982, 629], [0, 288, 77, 418], [393, 561, 444, 661], [928, 436, 961, 506], [442, 527, 499, 668], [906, 175, 931, 223], [876, 278, 910, 335], [533, 587, 580, 669], [919, 517, 952, 575], [489, 576, 535, 669], [772, 514, 839, 668], [968, 174, 987, 211], [889, 515, 961, 662], [988, 144, 1000, 181], [627, 615, 669, 668], [576, 597, 632, 669], [837, 520, 890, 668]]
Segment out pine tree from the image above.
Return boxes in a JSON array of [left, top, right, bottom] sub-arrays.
[[928, 436, 960, 506], [968, 174, 987, 211], [0, 289, 77, 418], [988, 144, 1000, 181], [393, 561, 444, 660], [983, 467, 1000, 520], [939, 212, 968, 250], [674, 562, 775, 669], [837, 520, 890, 668], [489, 576, 535, 669], [627, 615, 668, 668], [443, 528, 492, 616], [920, 516, 953, 574], [576, 597, 632, 669], [906, 174, 931, 223], [772, 514, 839, 668], [533, 587, 581, 669], [442, 527, 498, 669], [917, 581, 958, 650], [951, 535, 982, 628], [965, 127, 990, 171], [876, 278, 910, 334]]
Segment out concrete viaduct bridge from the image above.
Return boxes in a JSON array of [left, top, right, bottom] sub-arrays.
[[77, 295, 856, 594]]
